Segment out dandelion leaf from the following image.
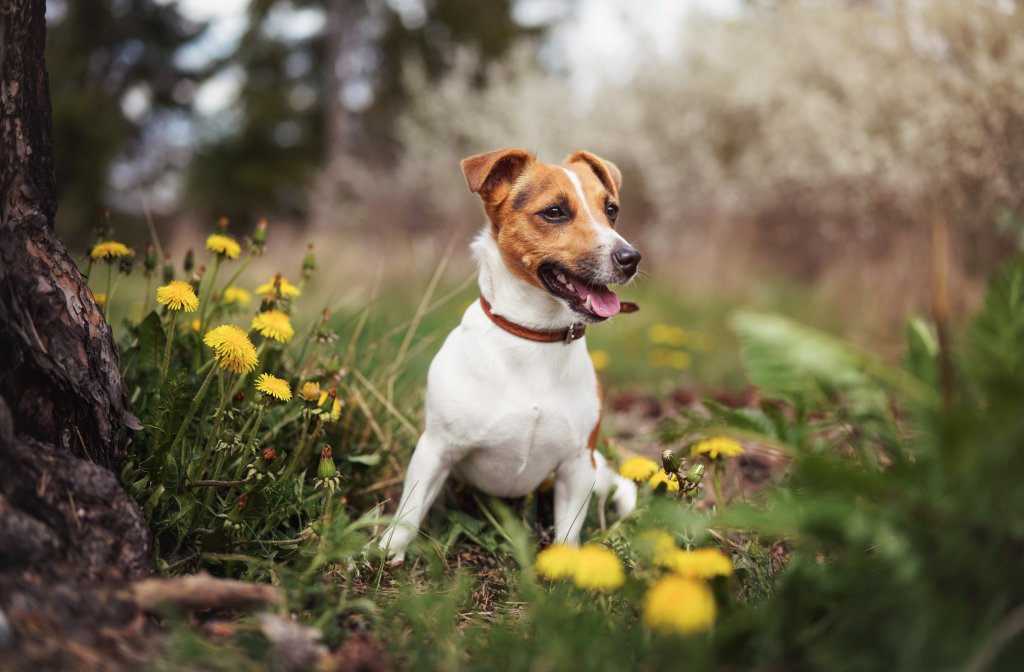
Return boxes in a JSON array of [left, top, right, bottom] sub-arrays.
[[729, 310, 931, 405]]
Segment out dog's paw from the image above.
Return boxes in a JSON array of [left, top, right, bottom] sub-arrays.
[[379, 527, 411, 566]]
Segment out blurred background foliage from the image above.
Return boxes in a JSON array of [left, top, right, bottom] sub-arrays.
[[48, 0, 1023, 368], [48, 0, 542, 234]]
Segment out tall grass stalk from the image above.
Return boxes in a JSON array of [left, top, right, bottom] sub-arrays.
[[195, 372, 235, 480], [198, 255, 221, 336], [159, 311, 177, 389], [169, 364, 217, 459]]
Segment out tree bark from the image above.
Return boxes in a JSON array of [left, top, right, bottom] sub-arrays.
[[0, 1, 155, 669], [0, 0, 136, 469]]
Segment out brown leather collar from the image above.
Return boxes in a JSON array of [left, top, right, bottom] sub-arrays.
[[479, 295, 586, 344]]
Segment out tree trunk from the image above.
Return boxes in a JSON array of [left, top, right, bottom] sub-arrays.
[[0, 1, 155, 669], [311, 0, 357, 231]]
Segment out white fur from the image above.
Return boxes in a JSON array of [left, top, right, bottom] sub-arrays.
[[379, 229, 637, 562], [559, 166, 628, 263]]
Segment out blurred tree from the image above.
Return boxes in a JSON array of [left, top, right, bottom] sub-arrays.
[[46, 0, 208, 246], [357, 0, 544, 161], [185, 0, 547, 222]]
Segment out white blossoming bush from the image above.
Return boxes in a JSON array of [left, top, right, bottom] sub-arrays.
[[318, 1, 1024, 317]]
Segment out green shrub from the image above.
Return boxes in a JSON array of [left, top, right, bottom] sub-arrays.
[[86, 218, 1024, 670]]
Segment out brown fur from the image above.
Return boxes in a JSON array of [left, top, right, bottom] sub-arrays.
[[460, 149, 623, 289]]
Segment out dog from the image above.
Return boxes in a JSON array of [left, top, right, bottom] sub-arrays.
[[380, 148, 641, 563]]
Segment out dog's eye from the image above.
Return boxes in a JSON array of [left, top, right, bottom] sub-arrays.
[[540, 206, 569, 223], [605, 203, 619, 221]]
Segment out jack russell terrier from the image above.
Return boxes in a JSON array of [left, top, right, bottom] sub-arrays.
[[380, 148, 641, 563]]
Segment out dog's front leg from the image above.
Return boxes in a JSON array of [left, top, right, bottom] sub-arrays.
[[379, 432, 452, 563], [553, 451, 599, 545]]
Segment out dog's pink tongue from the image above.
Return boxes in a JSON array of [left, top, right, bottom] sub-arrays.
[[571, 279, 621, 318]]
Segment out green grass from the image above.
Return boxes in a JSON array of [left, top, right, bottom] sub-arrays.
[[81, 228, 1024, 672]]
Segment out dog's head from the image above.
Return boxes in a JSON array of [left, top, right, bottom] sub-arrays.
[[461, 148, 640, 322]]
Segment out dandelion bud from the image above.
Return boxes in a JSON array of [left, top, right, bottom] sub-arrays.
[[226, 493, 249, 528], [233, 390, 246, 404], [317, 445, 337, 479], [162, 254, 175, 283], [301, 244, 316, 280], [184, 248, 195, 273], [662, 449, 682, 474], [144, 244, 157, 275], [685, 462, 706, 486], [325, 354, 342, 375], [252, 217, 267, 253], [301, 381, 321, 402], [118, 253, 135, 275], [191, 265, 205, 292], [217, 216, 230, 232], [262, 448, 277, 463], [95, 209, 113, 240], [315, 321, 336, 345]]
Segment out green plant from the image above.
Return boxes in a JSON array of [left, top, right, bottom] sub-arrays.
[[85, 219, 429, 575], [653, 256, 1024, 671], [84, 216, 1024, 671]]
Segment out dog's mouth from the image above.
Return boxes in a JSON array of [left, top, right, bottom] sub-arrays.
[[538, 263, 621, 321]]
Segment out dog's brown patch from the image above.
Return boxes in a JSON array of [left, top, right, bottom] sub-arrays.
[[461, 149, 623, 289]]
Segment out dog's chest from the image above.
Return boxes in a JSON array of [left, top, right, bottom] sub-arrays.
[[454, 383, 594, 494], [426, 317, 600, 497]]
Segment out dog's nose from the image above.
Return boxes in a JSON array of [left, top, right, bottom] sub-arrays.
[[612, 244, 641, 277]]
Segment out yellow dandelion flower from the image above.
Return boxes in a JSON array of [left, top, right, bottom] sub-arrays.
[[657, 548, 733, 579], [535, 543, 578, 581], [222, 286, 252, 306], [255, 373, 292, 402], [202, 324, 233, 349], [643, 576, 717, 636], [93, 293, 107, 308], [203, 324, 258, 374], [638, 530, 677, 564], [206, 233, 241, 260], [648, 470, 681, 493], [302, 381, 322, 402], [590, 349, 610, 371], [648, 348, 692, 370], [572, 545, 625, 591], [155, 280, 199, 312], [251, 310, 294, 343], [648, 323, 687, 347], [190, 318, 201, 332], [619, 456, 659, 482], [691, 437, 745, 459], [90, 241, 132, 260], [255, 276, 301, 298]]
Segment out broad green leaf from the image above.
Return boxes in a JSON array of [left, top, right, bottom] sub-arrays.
[[730, 310, 933, 404]]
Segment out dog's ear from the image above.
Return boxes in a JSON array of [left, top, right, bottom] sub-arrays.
[[461, 149, 534, 201], [564, 150, 622, 196]]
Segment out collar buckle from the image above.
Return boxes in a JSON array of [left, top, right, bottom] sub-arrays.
[[565, 323, 582, 344]]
